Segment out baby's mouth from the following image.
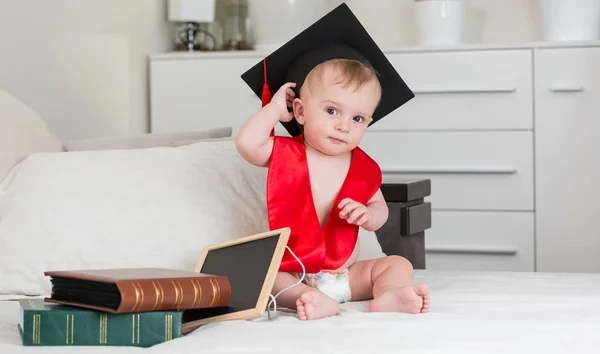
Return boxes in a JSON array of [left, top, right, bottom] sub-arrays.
[[328, 137, 346, 144]]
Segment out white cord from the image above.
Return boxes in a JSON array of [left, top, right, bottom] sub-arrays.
[[267, 245, 305, 320]]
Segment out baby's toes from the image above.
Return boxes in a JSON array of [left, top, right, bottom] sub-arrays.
[[296, 304, 307, 320]]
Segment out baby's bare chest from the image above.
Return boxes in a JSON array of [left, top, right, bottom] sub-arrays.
[[306, 155, 351, 227]]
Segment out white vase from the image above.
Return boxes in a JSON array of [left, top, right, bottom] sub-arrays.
[[247, 0, 327, 52], [539, 0, 600, 41], [415, 0, 464, 45]]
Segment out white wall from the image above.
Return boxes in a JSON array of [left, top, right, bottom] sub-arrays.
[[329, 0, 541, 47], [0, 0, 542, 142], [0, 0, 173, 142]]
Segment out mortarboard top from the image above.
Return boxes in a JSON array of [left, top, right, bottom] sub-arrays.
[[240, 2, 414, 137]]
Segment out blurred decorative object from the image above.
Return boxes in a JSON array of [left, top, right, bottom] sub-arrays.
[[414, 0, 464, 45], [197, 22, 224, 50], [220, 0, 252, 50], [539, 0, 600, 41], [247, 0, 326, 52], [168, 0, 217, 51]]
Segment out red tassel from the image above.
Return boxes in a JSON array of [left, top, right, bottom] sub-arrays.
[[261, 58, 275, 137], [262, 83, 272, 106]]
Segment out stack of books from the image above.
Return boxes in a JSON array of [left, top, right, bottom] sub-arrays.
[[18, 268, 232, 347]]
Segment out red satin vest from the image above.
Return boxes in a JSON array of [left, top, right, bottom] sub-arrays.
[[267, 135, 382, 273]]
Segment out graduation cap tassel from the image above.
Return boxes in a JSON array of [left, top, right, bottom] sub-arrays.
[[261, 58, 275, 137]]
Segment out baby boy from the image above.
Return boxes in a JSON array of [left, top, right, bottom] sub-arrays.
[[236, 4, 430, 320]]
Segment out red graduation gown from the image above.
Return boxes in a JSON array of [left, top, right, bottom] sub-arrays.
[[267, 135, 382, 273]]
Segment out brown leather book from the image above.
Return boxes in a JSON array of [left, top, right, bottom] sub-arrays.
[[44, 268, 231, 314]]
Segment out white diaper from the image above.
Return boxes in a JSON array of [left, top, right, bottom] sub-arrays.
[[303, 269, 351, 304]]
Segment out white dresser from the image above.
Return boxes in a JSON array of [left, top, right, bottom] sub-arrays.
[[149, 41, 600, 273]]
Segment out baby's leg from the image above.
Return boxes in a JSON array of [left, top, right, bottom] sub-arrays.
[[271, 272, 309, 310], [349, 256, 430, 314], [272, 272, 339, 320]]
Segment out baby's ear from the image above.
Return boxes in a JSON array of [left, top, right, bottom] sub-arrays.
[[292, 98, 306, 125]]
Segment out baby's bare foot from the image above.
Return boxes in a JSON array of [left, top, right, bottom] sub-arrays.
[[369, 284, 430, 314], [296, 289, 339, 320]]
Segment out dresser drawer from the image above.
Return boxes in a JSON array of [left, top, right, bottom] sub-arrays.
[[424, 211, 534, 272], [377, 50, 533, 131], [360, 131, 534, 211]]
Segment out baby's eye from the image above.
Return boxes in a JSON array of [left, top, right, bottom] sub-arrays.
[[353, 116, 365, 123], [326, 107, 338, 115]]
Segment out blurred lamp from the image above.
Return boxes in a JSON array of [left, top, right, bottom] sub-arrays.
[[168, 0, 216, 51]]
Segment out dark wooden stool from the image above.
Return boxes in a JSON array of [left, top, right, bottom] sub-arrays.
[[374, 180, 431, 269]]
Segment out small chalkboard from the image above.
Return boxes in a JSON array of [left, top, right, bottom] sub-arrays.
[[181, 227, 290, 333]]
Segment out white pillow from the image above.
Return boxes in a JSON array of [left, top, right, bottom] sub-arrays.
[[0, 89, 64, 183], [0, 139, 269, 297], [64, 128, 233, 151]]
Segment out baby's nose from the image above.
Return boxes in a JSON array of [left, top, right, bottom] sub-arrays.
[[335, 118, 350, 132]]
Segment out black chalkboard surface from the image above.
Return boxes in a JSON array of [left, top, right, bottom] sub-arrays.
[[181, 227, 290, 334]]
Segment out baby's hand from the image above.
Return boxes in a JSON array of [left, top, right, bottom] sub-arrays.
[[270, 82, 296, 122], [338, 198, 372, 227]]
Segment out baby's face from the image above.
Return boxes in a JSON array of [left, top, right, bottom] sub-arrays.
[[293, 67, 381, 156]]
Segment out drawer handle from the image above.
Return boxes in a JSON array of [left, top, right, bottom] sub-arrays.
[[414, 86, 516, 94], [382, 166, 517, 175], [549, 85, 584, 92], [426, 246, 517, 255]]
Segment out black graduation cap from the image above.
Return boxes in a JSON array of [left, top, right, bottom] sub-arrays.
[[240, 2, 414, 137]]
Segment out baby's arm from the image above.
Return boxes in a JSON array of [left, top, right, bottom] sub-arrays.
[[235, 82, 297, 167], [363, 188, 389, 231], [338, 188, 389, 232]]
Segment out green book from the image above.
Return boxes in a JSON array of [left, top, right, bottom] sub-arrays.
[[18, 299, 182, 347]]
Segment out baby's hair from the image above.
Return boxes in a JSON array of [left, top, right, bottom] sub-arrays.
[[304, 58, 382, 97]]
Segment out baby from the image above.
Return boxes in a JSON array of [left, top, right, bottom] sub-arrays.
[[235, 56, 430, 320]]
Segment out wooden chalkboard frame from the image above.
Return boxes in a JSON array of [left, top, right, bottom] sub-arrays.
[[181, 227, 290, 333]]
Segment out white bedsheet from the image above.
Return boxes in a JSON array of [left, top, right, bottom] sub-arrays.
[[2, 270, 600, 353]]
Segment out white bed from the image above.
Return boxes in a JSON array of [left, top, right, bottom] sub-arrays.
[[2, 88, 600, 353], [2, 270, 600, 353]]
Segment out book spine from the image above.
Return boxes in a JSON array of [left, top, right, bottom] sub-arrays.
[[116, 276, 232, 312], [21, 309, 182, 347]]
